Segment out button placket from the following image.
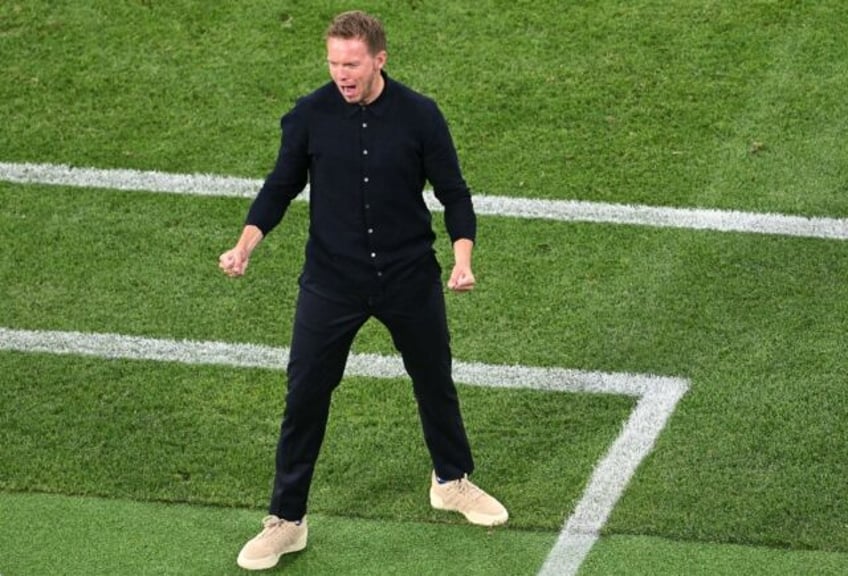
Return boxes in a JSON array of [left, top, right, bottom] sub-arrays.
[[360, 108, 380, 277]]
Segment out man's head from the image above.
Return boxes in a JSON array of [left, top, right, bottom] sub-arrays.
[[325, 11, 387, 105]]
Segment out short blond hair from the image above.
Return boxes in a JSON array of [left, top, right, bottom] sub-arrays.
[[325, 11, 386, 55]]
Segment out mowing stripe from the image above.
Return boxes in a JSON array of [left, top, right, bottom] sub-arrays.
[[0, 326, 689, 576], [2, 160, 847, 240]]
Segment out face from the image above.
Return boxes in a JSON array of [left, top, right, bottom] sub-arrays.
[[326, 36, 386, 105]]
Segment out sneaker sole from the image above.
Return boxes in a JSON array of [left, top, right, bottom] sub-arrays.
[[429, 488, 509, 527], [236, 532, 308, 571]]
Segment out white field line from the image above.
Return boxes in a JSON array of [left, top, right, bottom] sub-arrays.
[[0, 327, 689, 576], [2, 161, 847, 240]]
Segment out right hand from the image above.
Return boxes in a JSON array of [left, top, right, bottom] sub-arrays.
[[219, 247, 250, 277]]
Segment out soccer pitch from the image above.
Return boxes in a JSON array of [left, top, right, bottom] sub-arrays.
[[2, 2, 848, 575], [1, 161, 698, 575]]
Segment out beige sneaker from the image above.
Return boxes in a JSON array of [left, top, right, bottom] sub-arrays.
[[236, 515, 308, 571], [429, 471, 509, 526]]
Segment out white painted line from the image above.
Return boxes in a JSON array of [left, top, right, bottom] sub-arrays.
[[0, 327, 287, 369], [468, 196, 848, 240], [0, 161, 260, 198], [538, 383, 688, 576], [2, 161, 847, 240], [0, 326, 689, 576]]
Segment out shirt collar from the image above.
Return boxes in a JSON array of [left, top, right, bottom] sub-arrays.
[[343, 70, 391, 117]]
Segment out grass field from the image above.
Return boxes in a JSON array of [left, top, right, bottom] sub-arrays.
[[2, 1, 848, 575]]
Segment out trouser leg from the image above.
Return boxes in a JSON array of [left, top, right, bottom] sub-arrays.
[[269, 283, 367, 519], [377, 276, 474, 481]]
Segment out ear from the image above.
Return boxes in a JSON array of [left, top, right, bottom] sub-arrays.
[[374, 50, 387, 70]]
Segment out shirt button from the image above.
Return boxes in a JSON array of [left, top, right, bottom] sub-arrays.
[[365, 203, 370, 209], [368, 228, 374, 234], [362, 122, 368, 128], [363, 149, 368, 155], [370, 252, 376, 258], [363, 176, 369, 183]]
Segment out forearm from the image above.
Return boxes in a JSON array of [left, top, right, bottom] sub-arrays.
[[452, 238, 473, 267], [235, 225, 265, 256]]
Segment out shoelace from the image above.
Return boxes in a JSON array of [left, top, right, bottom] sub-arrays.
[[259, 515, 289, 537], [450, 477, 484, 501], [262, 515, 284, 528]]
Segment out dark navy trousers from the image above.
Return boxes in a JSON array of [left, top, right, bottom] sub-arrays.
[[268, 267, 475, 520]]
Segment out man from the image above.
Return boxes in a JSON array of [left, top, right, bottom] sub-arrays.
[[219, 10, 508, 571]]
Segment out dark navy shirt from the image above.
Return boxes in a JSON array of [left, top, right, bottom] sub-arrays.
[[246, 72, 476, 292]]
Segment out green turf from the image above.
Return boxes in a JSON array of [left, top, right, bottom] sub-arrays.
[[582, 534, 848, 576], [0, 492, 555, 576], [0, 350, 633, 531], [2, 1, 848, 215], [3, 1, 848, 574]]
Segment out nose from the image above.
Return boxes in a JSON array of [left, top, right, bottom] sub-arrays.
[[330, 64, 346, 81]]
